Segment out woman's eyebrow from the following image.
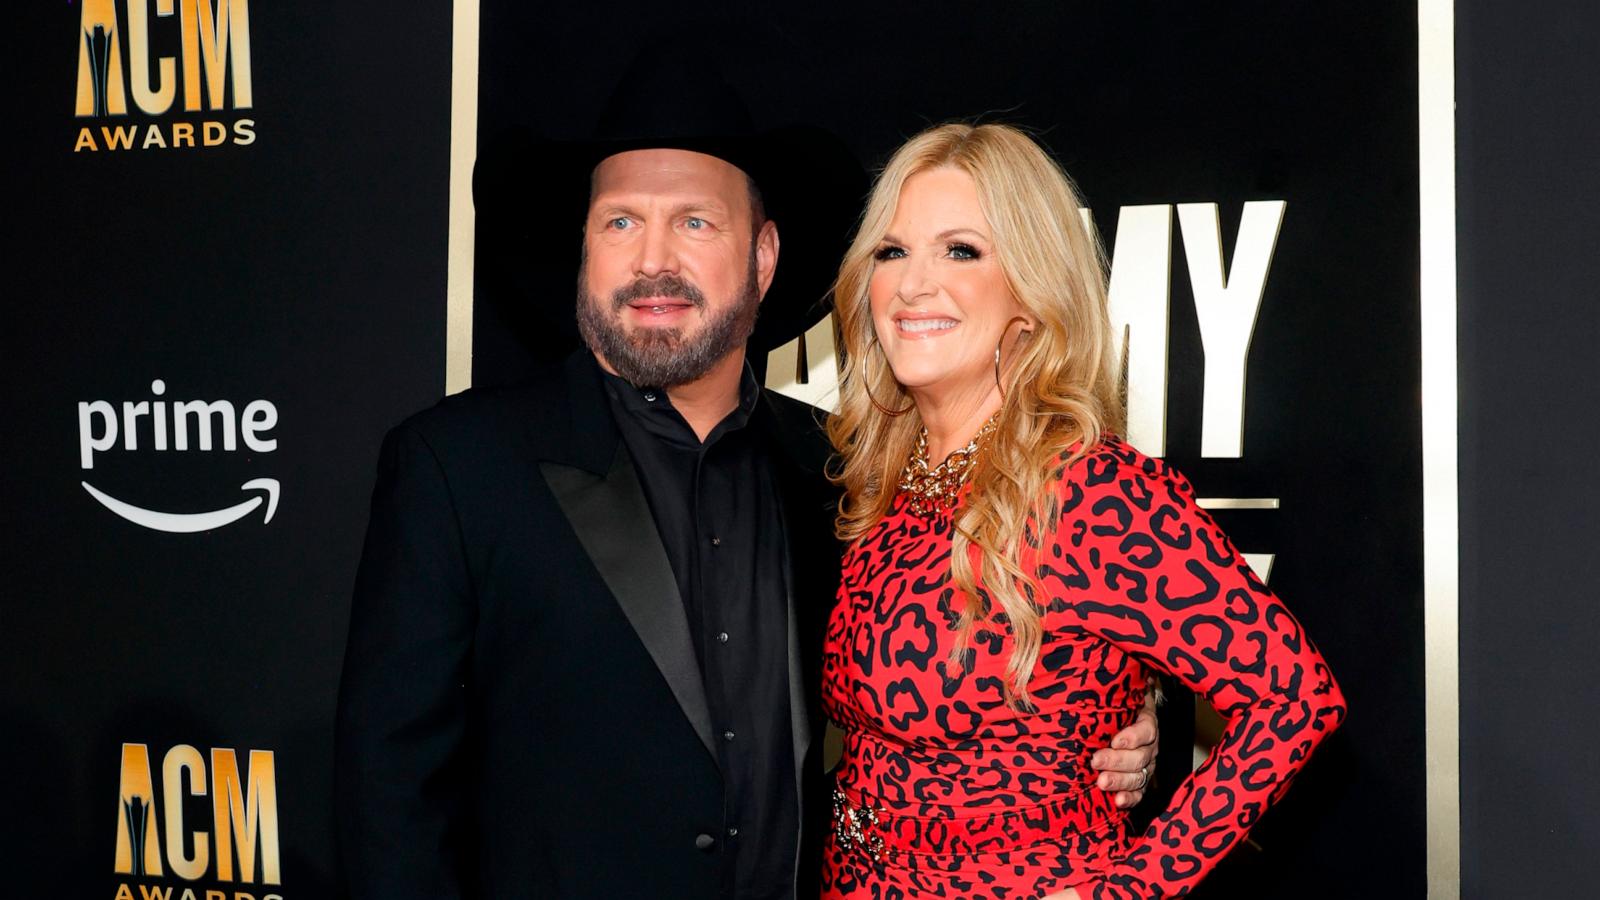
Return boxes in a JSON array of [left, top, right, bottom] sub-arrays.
[[936, 227, 989, 242]]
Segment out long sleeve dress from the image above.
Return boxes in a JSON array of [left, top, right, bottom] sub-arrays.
[[820, 437, 1346, 899]]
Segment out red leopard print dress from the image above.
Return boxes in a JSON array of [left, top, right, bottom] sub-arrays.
[[820, 437, 1345, 899]]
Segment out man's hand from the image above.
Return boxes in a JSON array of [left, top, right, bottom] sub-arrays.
[[1090, 687, 1160, 808]]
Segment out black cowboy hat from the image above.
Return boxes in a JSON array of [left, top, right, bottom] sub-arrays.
[[472, 45, 867, 361]]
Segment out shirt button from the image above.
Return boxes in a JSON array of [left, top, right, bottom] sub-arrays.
[[723, 730, 736, 742], [717, 631, 730, 644], [710, 536, 722, 546], [643, 392, 657, 402], [727, 827, 739, 838], [694, 833, 716, 852]]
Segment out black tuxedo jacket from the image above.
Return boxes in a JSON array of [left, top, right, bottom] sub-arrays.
[[335, 352, 840, 899]]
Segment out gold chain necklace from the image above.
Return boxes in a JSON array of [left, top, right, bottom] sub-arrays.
[[898, 413, 1000, 516]]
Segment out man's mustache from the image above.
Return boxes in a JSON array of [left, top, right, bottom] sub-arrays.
[[610, 274, 706, 311]]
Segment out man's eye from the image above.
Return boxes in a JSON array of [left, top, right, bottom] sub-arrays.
[[948, 243, 981, 260], [684, 217, 707, 230], [873, 245, 906, 262], [607, 217, 632, 230]]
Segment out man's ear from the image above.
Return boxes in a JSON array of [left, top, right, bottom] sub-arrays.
[[755, 219, 780, 300]]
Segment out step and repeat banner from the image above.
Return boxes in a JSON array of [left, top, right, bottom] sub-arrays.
[[2, 2, 453, 897], [3, 2, 1429, 898]]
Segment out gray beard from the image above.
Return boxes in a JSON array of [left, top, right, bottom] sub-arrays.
[[575, 256, 761, 388]]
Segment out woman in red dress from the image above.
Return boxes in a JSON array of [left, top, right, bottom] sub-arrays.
[[821, 123, 1346, 899]]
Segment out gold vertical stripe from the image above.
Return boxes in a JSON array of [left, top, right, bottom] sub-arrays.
[[444, 0, 480, 395], [1194, 497, 1280, 510], [1419, 0, 1460, 896]]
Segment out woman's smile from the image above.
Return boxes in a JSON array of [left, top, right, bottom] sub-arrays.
[[894, 314, 961, 337]]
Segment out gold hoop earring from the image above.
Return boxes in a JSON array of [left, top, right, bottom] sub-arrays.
[[995, 316, 1033, 401], [864, 344, 913, 416]]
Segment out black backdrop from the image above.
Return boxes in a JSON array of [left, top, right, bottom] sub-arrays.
[[1458, 0, 1600, 896], [27, 1, 1590, 897], [474, 5, 1423, 896]]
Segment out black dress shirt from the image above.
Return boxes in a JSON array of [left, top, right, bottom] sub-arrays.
[[602, 361, 798, 900]]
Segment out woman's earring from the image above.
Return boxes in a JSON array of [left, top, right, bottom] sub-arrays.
[[864, 344, 914, 416], [995, 316, 1033, 401]]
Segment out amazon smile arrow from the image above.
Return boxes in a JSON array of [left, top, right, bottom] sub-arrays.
[[81, 478, 280, 533]]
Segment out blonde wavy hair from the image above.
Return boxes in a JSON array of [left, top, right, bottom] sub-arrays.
[[828, 122, 1126, 705]]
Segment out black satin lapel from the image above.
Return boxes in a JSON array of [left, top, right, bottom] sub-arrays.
[[751, 391, 836, 810], [769, 462, 815, 788], [540, 445, 717, 760]]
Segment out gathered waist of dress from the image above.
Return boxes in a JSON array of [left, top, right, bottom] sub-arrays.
[[837, 726, 1117, 806], [830, 780, 1130, 862]]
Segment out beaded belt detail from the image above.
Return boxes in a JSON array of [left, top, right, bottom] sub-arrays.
[[829, 782, 1128, 864], [831, 788, 886, 861]]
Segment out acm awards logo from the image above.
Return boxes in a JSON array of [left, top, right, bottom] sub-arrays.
[[114, 743, 283, 900], [73, 0, 256, 153], [78, 381, 281, 533]]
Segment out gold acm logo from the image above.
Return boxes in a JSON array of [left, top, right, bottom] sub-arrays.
[[113, 743, 283, 900], [73, 0, 256, 153]]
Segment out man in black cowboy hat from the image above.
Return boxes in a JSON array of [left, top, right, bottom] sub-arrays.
[[335, 53, 1158, 900]]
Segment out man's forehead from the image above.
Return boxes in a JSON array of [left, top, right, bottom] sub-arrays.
[[590, 148, 751, 204]]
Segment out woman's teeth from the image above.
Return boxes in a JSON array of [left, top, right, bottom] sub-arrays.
[[898, 318, 958, 333]]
